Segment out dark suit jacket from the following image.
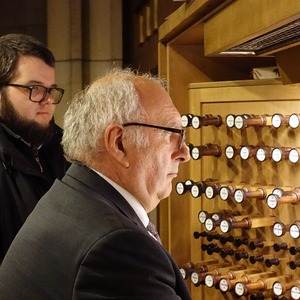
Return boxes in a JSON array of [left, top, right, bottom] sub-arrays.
[[0, 164, 191, 300]]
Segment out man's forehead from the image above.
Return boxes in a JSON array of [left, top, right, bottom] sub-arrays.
[[148, 103, 181, 125]]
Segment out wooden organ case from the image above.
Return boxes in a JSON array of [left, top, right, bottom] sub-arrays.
[[185, 80, 300, 299], [158, 1, 300, 299]]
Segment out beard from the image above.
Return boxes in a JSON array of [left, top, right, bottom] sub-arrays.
[[0, 90, 56, 146]]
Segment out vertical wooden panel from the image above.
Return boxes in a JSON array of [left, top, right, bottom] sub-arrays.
[[187, 79, 300, 299]]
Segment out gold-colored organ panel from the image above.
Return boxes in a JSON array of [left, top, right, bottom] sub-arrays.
[[180, 79, 300, 299]]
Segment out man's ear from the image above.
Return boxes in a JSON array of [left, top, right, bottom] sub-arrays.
[[104, 124, 129, 168]]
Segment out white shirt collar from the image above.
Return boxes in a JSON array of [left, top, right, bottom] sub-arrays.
[[91, 169, 149, 228]]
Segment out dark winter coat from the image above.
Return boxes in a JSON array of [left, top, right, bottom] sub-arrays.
[[0, 122, 70, 261]]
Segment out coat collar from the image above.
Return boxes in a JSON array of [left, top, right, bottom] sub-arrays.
[[62, 163, 145, 228]]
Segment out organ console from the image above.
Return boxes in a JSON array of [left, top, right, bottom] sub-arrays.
[[219, 247, 235, 258], [198, 209, 236, 225], [204, 181, 235, 199], [190, 143, 222, 160], [233, 236, 249, 247], [219, 184, 244, 201], [203, 244, 221, 255], [289, 148, 300, 164], [219, 216, 276, 234], [289, 113, 300, 129], [249, 254, 275, 265], [234, 249, 249, 261], [181, 114, 194, 128], [204, 218, 220, 232], [204, 211, 244, 232], [267, 188, 300, 209], [273, 279, 300, 296], [256, 146, 273, 162], [225, 146, 299, 164], [272, 222, 290, 237], [225, 114, 235, 128], [190, 178, 217, 198], [190, 114, 223, 129], [165, 29, 300, 299], [190, 262, 234, 287], [211, 268, 260, 289], [219, 271, 276, 293], [289, 221, 300, 239], [271, 113, 290, 128], [234, 275, 291, 296], [249, 290, 277, 300], [291, 285, 300, 300], [240, 145, 258, 160], [289, 246, 300, 255], [206, 233, 221, 242], [272, 187, 293, 197], [219, 234, 234, 245], [204, 182, 225, 199], [198, 210, 213, 224], [191, 181, 207, 198], [233, 186, 268, 203], [234, 114, 271, 130], [179, 259, 219, 280], [248, 240, 274, 250], [204, 265, 254, 288], [191, 264, 245, 287], [177, 108, 300, 298], [289, 261, 300, 270], [273, 243, 289, 252], [224, 145, 239, 159], [265, 257, 289, 268], [175, 179, 194, 195], [272, 147, 290, 162], [193, 231, 208, 239]]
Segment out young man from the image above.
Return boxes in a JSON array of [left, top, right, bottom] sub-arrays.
[[0, 33, 70, 261], [0, 68, 191, 299]]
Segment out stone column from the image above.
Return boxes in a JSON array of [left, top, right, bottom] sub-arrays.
[[47, 0, 122, 126], [47, 0, 82, 126], [82, 0, 122, 85]]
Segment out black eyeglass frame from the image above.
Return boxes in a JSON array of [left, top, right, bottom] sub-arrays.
[[123, 122, 186, 150], [4, 83, 64, 104]]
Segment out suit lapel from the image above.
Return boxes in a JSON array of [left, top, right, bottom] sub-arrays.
[[62, 164, 144, 228]]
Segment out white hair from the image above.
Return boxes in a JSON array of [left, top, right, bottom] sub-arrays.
[[62, 68, 166, 164]]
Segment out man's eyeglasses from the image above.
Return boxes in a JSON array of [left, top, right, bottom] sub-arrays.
[[123, 122, 186, 150], [5, 83, 64, 104]]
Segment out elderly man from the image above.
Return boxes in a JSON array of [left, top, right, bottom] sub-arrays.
[[0, 68, 191, 299]]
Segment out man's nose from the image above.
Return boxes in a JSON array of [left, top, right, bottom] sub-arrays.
[[179, 142, 190, 163]]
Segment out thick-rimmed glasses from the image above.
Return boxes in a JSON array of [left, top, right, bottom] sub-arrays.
[[123, 122, 186, 150], [5, 83, 64, 104]]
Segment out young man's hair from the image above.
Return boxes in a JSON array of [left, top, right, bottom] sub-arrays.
[[0, 33, 55, 87]]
